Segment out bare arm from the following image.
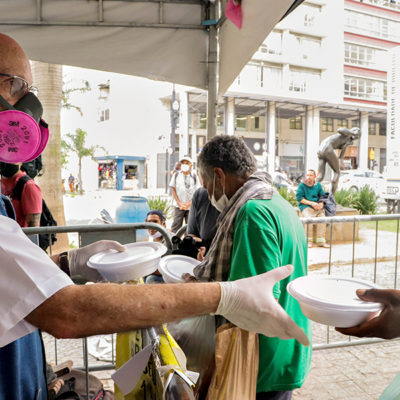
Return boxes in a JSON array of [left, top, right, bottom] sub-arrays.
[[171, 187, 182, 208], [25, 213, 41, 227], [25, 282, 221, 339]]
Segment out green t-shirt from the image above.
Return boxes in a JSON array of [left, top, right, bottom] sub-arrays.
[[229, 195, 312, 393], [296, 182, 325, 212]]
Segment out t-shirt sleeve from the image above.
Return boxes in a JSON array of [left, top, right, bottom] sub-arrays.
[[186, 191, 199, 236], [169, 173, 177, 188], [229, 202, 282, 298], [319, 183, 325, 197], [0, 216, 73, 347], [20, 181, 42, 216]]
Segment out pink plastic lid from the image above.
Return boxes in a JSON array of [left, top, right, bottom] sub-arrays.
[[0, 110, 41, 163]]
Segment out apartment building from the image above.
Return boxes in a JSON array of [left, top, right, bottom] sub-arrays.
[[185, 0, 400, 179]]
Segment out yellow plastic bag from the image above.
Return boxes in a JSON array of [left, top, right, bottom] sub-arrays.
[[206, 324, 259, 400]]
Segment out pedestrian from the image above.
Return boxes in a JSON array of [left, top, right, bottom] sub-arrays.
[[0, 162, 42, 228], [169, 156, 199, 233], [296, 169, 329, 248], [0, 33, 308, 399], [194, 135, 311, 400], [68, 173, 75, 193]]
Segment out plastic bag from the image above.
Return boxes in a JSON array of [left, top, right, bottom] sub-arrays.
[[167, 315, 215, 396], [206, 324, 259, 400]]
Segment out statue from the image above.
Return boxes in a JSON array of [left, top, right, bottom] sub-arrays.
[[316, 127, 361, 193]]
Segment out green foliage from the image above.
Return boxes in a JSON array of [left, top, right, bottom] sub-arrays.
[[147, 196, 171, 219], [335, 187, 378, 215], [278, 186, 298, 208], [334, 189, 354, 208], [351, 186, 378, 215]]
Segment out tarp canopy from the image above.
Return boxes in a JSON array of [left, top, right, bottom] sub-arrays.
[[0, 0, 302, 95]]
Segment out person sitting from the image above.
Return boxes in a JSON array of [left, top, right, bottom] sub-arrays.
[[296, 169, 329, 248]]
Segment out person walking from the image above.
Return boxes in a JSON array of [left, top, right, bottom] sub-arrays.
[[169, 156, 199, 233], [68, 173, 75, 193]]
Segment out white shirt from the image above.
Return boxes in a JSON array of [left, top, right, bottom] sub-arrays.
[[169, 171, 199, 207], [0, 216, 73, 347]]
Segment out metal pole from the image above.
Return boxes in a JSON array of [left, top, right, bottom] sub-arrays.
[[171, 85, 177, 168], [207, 3, 218, 139]]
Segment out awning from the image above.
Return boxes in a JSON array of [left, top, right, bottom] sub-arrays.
[[0, 0, 302, 95]]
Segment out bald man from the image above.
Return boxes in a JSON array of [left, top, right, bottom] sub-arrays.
[[0, 34, 309, 399]]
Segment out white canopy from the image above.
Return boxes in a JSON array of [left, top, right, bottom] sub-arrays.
[[0, 0, 300, 95]]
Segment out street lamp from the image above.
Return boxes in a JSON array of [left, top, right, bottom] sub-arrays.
[[170, 85, 180, 173]]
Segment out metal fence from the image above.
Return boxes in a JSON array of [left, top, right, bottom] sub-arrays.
[[21, 214, 400, 390]]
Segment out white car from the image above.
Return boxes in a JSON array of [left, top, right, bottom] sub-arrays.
[[338, 169, 386, 197]]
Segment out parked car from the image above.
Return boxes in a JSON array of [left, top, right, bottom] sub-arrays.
[[338, 169, 386, 197]]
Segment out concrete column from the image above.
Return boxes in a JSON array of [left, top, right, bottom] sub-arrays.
[[191, 133, 197, 162], [267, 101, 276, 175], [224, 97, 235, 135], [359, 111, 369, 170], [179, 90, 189, 160], [304, 106, 320, 173]]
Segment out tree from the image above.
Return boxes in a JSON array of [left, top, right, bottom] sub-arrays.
[[61, 129, 106, 195], [62, 79, 91, 116]]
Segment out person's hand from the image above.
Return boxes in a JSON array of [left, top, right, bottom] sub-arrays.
[[317, 202, 324, 211], [336, 289, 400, 339], [48, 378, 64, 397], [197, 246, 206, 261], [68, 240, 126, 282], [182, 273, 198, 282], [216, 265, 310, 346], [311, 202, 320, 210]]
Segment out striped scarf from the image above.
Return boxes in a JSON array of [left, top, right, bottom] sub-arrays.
[[193, 171, 274, 282]]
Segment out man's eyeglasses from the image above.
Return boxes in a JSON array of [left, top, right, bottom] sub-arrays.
[[0, 73, 38, 98]]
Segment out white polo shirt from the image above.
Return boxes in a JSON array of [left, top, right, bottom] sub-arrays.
[[0, 216, 73, 347]]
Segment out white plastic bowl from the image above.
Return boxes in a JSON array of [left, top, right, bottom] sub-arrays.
[[158, 255, 200, 283], [287, 276, 382, 328], [87, 242, 167, 282]]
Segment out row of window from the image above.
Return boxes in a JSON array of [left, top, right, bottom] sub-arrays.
[[345, 9, 400, 42], [344, 43, 386, 67], [344, 76, 387, 101]]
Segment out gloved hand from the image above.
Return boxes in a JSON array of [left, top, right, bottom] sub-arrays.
[[216, 265, 310, 346], [68, 240, 126, 282]]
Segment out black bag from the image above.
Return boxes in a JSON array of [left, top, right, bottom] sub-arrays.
[[13, 174, 57, 250], [21, 155, 44, 179], [319, 192, 336, 217]]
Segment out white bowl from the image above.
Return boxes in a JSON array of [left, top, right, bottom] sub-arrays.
[[287, 276, 382, 328], [158, 255, 200, 283], [87, 242, 167, 282]]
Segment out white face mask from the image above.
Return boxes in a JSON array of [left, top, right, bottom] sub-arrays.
[[210, 173, 229, 213], [181, 164, 190, 172], [150, 231, 162, 240]]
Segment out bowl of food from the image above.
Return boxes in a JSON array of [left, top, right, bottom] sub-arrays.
[[158, 255, 200, 283], [287, 275, 382, 328], [87, 242, 167, 282]]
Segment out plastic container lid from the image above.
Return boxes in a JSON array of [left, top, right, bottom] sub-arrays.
[[287, 276, 382, 312], [88, 242, 166, 270], [158, 255, 200, 283]]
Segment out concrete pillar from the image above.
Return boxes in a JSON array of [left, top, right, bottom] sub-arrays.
[[191, 133, 197, 163], [179, 90, 189, 160], [224, 97, 235, 135], [359, 111, 369, 170], [267, 101, 276, 175], [304, 106, 320, 174]]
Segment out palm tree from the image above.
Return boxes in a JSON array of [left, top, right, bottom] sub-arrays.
[[62, 129, 106, 195], [31, 61, 69, 252]]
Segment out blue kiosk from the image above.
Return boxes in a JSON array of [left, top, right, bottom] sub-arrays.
[[96, 155, 146, 191]]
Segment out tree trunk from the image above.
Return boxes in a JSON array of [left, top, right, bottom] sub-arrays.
[[31, 62, 69, 253]]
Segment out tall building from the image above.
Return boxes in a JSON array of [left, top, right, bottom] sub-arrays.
[[183, 0, 400, 181]]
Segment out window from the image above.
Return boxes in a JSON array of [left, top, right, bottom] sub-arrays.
[[344, 43, 384, 67], [369, 122, 377, 135], [198, 113, 207, 129], [98, 108, 110, 122], [235, 116, 248, 130], [344, 76, 387, 101], [322, 118, 334, 132], [344, 10, 400, 42], [379, 121, 387, 136], [293, 33, 321, 60], [351, 119, 360, 128], [289, 116, 303, 130], [337, 119, 348, 128], [302, 3, 321, 28], [261, 31, 283, 55], [289, 67, 321, 92]]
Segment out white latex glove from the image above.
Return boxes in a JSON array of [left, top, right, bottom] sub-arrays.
[[68, 240, 126, 282], [216, 265, 310, 346]]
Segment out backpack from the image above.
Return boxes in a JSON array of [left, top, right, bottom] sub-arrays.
[[13, 174, 57, 250]]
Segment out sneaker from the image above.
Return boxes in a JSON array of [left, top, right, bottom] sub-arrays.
[[317, 242, 330, 248]]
